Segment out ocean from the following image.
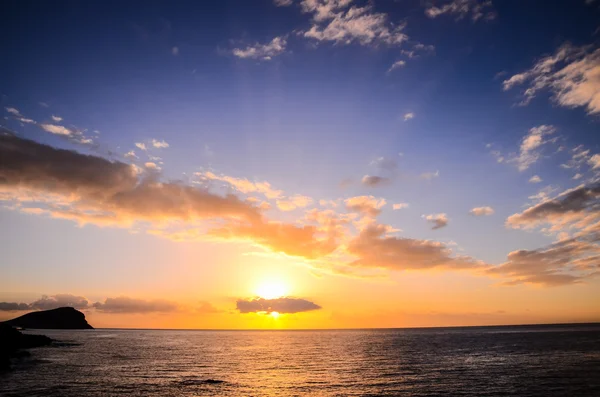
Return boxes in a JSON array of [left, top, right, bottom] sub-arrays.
[[1, 324, 599, 396]]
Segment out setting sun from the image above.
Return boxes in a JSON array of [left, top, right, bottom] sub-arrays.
[[255, 279, 289, 299]]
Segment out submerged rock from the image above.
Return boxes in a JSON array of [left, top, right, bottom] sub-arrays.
[[0, 324, 53, 371]]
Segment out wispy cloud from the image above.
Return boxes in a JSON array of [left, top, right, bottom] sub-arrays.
[[232, 36, 287, 60], [403, 112, 415, 121], [151, 139, 169, 149], [392, 202, 409, 210], [301, 0, 408, 46], [425, 0, 496, 22], [387, 60, 406, 73], [51, 115, 62, 122], [503, 43, 600, 114], [529, 175, 542, 183]]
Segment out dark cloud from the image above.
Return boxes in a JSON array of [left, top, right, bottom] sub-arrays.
[[0, 130, 262, 227], [0, 302, 30, 311], [93, 296, 179, 313], [30, 294, 89, 310], [236, 297, 321, 314], [0, 294, 89, 311], [347, 223, 486, 271], [507, 184, 600, 229], [361, 175, 391, 187]]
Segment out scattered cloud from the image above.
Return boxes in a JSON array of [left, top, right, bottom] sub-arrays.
[[388, 60, 406, 73], [301, 0, 408, 46], [403, 112, 415, 121], [529, 175, 542, 183], [274, 0, 293, 5], [370, 157, 397, 171], [513, 125, 556, 171], [172, 46, 179, 56], [5, 107, 21, 116], [503, 43, 600, 114], [125, 150, 137, 159], [93, 296, 179, 313], [51, 115, 62, 122], [345, 195, 386, 217], [276, 195, 313, 211], [39, 123, 73, 136], [236, 297, 321, 314], [39, 102, 49, 108], [145, 161, 160, 170], [347, 223, 486, 270], [361, 175, 391, 187], [198, 171, 283, 199], [420, 170, 439, 180], [424, 213, 448, 229], [425, 0, 497, 22], [232, 36, 287, 60], [135, 142, 147, 151], [589, 154, 600, 169], [393, 202, 409, 210], [470, 206, 494, 216], [151, 139, 169, 149]]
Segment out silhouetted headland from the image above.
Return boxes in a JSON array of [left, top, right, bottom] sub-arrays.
[[3, 307, 94, 330]]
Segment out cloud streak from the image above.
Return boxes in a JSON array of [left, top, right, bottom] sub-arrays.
[[236, 297, 321, 314]]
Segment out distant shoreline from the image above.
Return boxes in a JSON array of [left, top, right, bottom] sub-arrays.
[[55, 322, 600, 332]]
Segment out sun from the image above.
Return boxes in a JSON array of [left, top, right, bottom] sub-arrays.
[[270, 311, 280, 319], [255, 279, 289, 299]]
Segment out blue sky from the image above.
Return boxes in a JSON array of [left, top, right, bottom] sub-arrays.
[[1, 0, 599, 327]]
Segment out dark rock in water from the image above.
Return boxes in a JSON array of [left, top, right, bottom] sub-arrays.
[[0, 324, 53, 371], [3, 307, 94, 330]]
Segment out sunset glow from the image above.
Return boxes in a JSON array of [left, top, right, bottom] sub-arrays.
[[1, 0, 599, 331]]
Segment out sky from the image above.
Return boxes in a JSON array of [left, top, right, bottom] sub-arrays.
[[1, 0, 600, 329]]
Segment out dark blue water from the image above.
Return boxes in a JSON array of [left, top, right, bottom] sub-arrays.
[[1, 324, 599, 396]]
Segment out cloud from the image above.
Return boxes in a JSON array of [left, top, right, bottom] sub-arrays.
[[40, 123, 72, 136], [388, 60, 406, 73], [171, 46, 179, 56], [51, 115, 62, 122], [0, 131, 263, 228], [276, 194, 313, 211], [5, 107, 21, 116], [513, 125, 556, 171], [506, 183, 600, 231], [274, 0, 293, 5], [93, 296, 179, 313], [470, 206, 494, 216], [17, 117, 36, 124], [0, 302, 32, 311], [125, 150, 137, 159], [144, 161, 160, 170], [151, 139, 169, 149], [589, 154, 600, 169], [361, 175, 390, 187], [489, 237, 600, 287], [198, 171, 283, 199], [347, 223, 486, 271], [424, 213, 448, 229], [420, 170, 439, 179], [529, 175, 542, 183], [236, 297, 321, 314], [232, 36, 287, 60], [370, 156, 397, 171], [301, 0, 408, 46], [425, 0, 496, 22], [345, 195, 386, 217], [503, 43, 600, 114], [403, 112, 415, 121], [211, 219, 337, 260], [29, 294, 90, 310], [393, 202, 409, 210], [135, 142, 147, 151]]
